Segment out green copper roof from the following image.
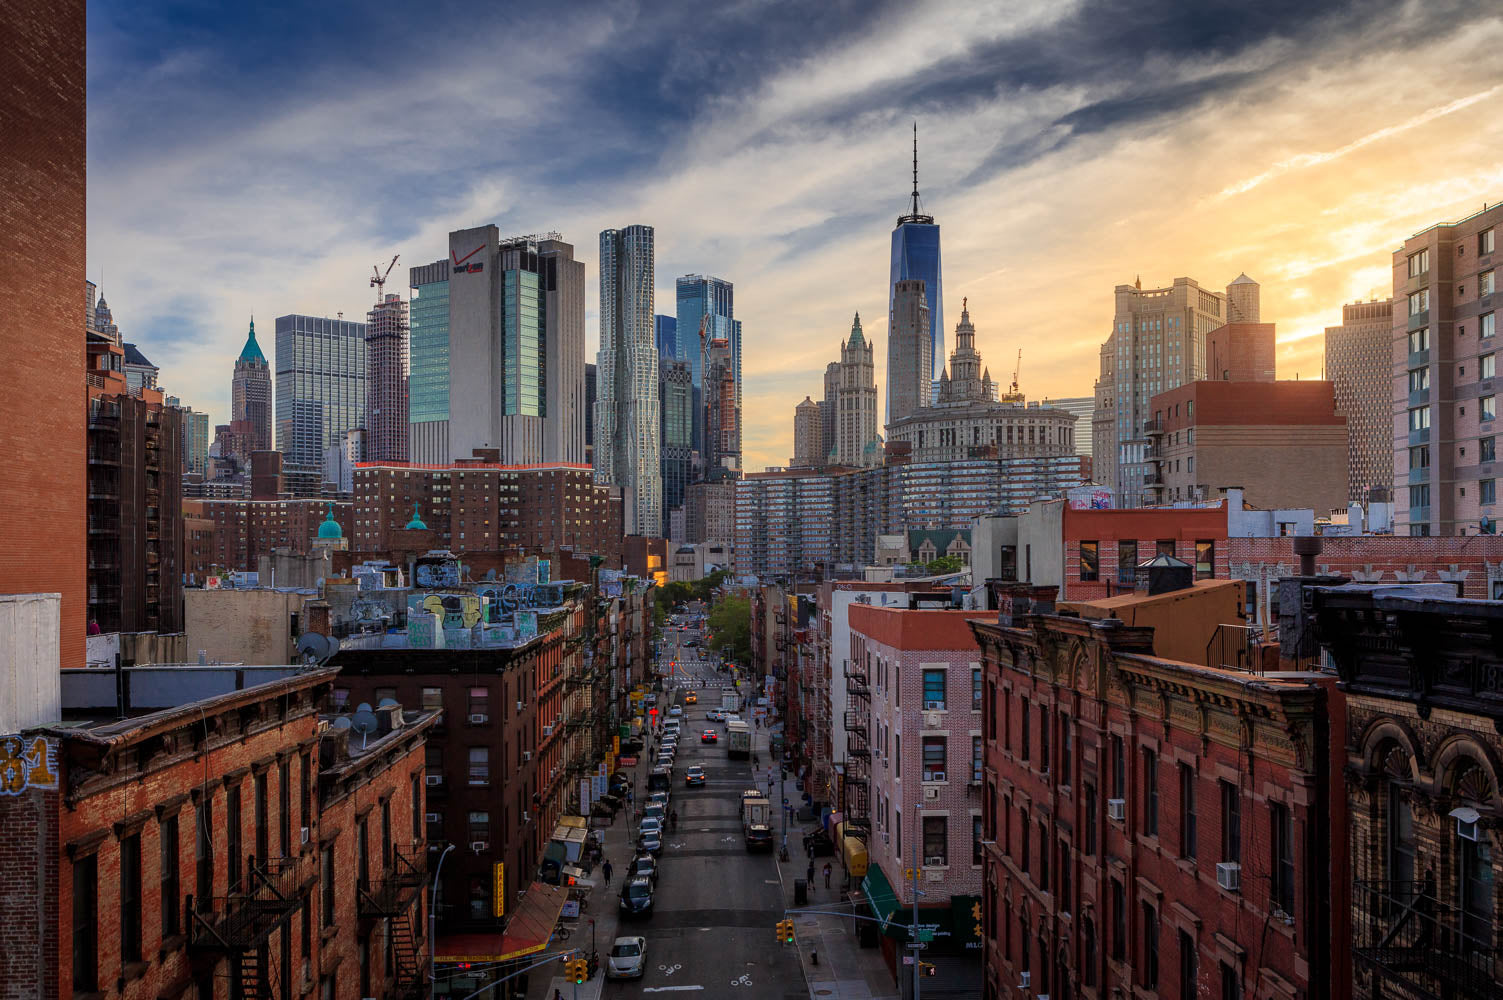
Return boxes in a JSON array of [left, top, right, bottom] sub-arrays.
[[848, 311, 865, 347], [404, 503, 428, 531], [238, 318, 267, 364], [316, 502, 343, 540]]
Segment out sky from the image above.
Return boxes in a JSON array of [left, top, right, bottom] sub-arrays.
[[88, 0, 1503, 472]]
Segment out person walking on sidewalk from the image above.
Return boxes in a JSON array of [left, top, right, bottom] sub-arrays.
[[602, 859, 613, 886], [823, 862, 832, 889], [806, 859, 815, 888]]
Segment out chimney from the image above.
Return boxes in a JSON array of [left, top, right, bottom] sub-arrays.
[[994, 583, 1058, 626], [304, 599, 331, 636], [1293, 535, 1323, 576]]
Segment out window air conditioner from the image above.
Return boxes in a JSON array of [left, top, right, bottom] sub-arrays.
[[924, 856, 945, 867], [426, 775, 443, 786], [542, 725, 554, 737], [1453, 806, 1481, 841], [1216, 862, 1241, 892], [517, 701, 525, 712], [471, 841, 489, 853], [927, 771, 946, 783], [523, 751, 533, 761], [881, 831, 890, 843], [1019, 972, 1031, 989], [924, 700, 945, 711], [468, 714, 488, 725], [300, 826, 310, 845], [925, 787, 940, 800], [425, 813, 441, 823], [1106, 798, 1125, 821]]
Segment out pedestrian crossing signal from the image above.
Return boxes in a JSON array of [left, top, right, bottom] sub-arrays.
[[919, 961, 937, 977]]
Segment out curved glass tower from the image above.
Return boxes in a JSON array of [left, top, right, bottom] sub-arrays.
[[889, 125, 943, 404]]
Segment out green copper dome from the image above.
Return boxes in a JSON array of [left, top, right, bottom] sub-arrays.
[[404, 503, 428, 531], [317, 502, 343, 539], [238, 318, 267, 364]]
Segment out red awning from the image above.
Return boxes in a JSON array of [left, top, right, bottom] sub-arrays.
[[434, 881, 568, 963]]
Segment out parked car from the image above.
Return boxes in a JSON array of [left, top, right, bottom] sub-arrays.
[[627, 854, 659, 885], [608, 936, 647, 978], [638, 831, 663, 855], [641, 815, 663, 837], [618, 879, 655, 918]]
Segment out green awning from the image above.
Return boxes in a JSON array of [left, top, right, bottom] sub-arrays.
[[861, 862, 902, 930]]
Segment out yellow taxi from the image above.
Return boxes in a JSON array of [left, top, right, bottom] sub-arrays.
[[684, 692, 698, 704]]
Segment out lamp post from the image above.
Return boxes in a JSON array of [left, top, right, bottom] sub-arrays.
[[430, 843, 456, 1000], [910, 803, 923, 1000]]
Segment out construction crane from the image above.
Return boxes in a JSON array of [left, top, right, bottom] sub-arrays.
[[1000, 348, 1025, 404], [370, 254, 399, 298]]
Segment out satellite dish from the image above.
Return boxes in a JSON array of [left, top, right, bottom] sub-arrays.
[[377, 697, 399, 710], [296, 632, 339, 665], [351, 706, 381, 749], [332, 717, 353, 730], [485, 568, 497, 581]]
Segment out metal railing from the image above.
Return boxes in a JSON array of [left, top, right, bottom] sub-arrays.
[[187, 854, 310, 952], [1206, 624, 1265, 674], [357, 844, 426, 918], [1353, 879, 1500, 1000]]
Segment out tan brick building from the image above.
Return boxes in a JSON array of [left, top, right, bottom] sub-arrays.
[[1326, 299, 1395, 501]]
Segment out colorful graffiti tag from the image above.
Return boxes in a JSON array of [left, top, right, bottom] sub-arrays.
[[0, 735, 59, 795]]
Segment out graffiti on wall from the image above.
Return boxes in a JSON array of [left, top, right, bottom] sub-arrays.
[[0, 735, 59, 795], [407, 592, 484, 630], [474, 582, 566, 613]]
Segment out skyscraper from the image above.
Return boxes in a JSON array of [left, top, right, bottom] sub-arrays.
[[660, 358, 693, 537], [408, 258, 451, 463], [584, 362, 597, 468], [889, 126, 944, 401], [232, 318, 273, 453], [274, 313, 367, 472], [886, 277, 932, 427], [655, 314, 679, 362], [827, 313, 880, 467], [702, 331, 740, 477], [791, 396, 822, 468], [1324, 299, 1394, 502], [676, 274, 741, 463], [183, 406, 210, 474], [597, 225, 661, 535], [441, 227, 587, 465], [365, 292, 409, 462]]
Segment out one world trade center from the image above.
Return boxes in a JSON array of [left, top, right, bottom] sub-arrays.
[[889, 124, 943, 404]]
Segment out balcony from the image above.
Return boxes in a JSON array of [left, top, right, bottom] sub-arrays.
[[358, 845, 426, 918], [188, 854, 310, 954], [1353, 880, 1500, 1000], [1142, 471, 1164, 487], [1142, 418, 1164, 436], [843, 709, 868, 737]]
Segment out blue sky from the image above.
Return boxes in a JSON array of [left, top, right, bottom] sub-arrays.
[[88, 0, 1503, 469]]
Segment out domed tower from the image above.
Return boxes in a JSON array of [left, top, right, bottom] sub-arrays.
[[312, 501, 347, 553], [231, 318, 273, 452]]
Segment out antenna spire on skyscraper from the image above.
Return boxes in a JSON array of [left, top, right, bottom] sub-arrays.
[[911, 121, 921, 218]]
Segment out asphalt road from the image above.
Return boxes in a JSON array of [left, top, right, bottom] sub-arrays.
[[605, 634, 805, 1000]]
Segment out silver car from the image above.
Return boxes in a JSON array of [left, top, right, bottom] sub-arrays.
[[607, 936, 647, 979]]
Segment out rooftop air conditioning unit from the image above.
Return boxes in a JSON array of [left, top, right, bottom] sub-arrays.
[[425, 813, 441, 823], [1216, 862, 1241, 892], [1106, 798, 1125, 821], [425, 775, 443, 786], [468, 714, 488, 725], [471, 841, 489, 853]]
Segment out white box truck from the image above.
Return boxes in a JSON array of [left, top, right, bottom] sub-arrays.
[[725, 719, 751, 758]]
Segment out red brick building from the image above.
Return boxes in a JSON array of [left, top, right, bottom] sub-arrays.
[[186, 498, 353, 574], [0, 665, 437, 1000], [1203, 321, 1276, 383], [1060, 503, 1231, 602], [970, 584, 1344, 1000], [1, 0, 87, 667], [1148, 380, 1349, 512]]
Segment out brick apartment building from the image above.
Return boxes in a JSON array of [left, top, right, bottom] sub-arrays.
[[970, 582, 1343, 1000], [0, 665, 437, 1000], [1, 0, 87, 669], [187, 497, 352, 574], [1147, 379, 1349, 512], [846, 603, 989, 972]]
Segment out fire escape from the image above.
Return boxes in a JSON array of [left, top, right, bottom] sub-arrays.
[[357, 845, 429, 999], [841, 656, 872, 841], [187, 853, 314, 999]]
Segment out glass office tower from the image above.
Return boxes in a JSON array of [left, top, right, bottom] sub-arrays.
[[675, 275, 740, 461], [408, 259, 451, 463], [274, 314, 367, 470], [889, 126, 944, 401], [655, 314, 679, 362]]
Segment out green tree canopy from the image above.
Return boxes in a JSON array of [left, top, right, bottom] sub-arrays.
[[706, 595, 752, 666]]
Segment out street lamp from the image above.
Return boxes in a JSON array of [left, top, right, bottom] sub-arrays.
[[430, 843, 456, 1000]]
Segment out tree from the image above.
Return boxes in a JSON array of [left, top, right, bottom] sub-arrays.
[[706, 595, 752, 665], [925, 554, 966, 576]]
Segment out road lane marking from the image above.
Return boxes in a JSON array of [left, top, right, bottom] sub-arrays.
[[642, 987, 705, 993]]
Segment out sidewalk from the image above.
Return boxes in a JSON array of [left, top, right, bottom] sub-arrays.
[[758, 717, 899, 1000]]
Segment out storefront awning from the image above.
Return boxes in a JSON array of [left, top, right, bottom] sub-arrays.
[[434, 881, 567, 964], [861, 862, 901, 930]]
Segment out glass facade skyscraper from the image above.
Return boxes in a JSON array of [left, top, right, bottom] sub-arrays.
[[675, 274, 741, 463], [655, 314, 679, 363], [889, 126, 943, 401], [499, 244, 545, 417], [597, 225, 661, 536], [274, 314, 367, 470], [408, 259, 451, 463]]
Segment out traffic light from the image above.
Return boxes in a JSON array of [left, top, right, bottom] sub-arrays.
[[777, 918, 795, 944], [567, 958, 588, 984], [919, 961, 937, 977]]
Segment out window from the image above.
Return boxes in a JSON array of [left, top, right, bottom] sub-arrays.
[[279, 760, 291, 856], [411, 773, 422, 841], [1142, 902, 1160, 988], [1079, 540, 1099, 580], [1179, 929, 1198, 1000], [1117, 539, 1138, 585], [356, 820, 368, 894], [1110, 879, 1126, 960], [332, 687, 350, 713], [1221, 963, 1242, 1000], [1038, 820, 1050, 890], [161, 815, 181, 938], [301, 754, 311, 832], [1082, 918, 1097, 987], [1410, 484, 1431, 508], [1408, 289, 1429, 316], [227, 784, 242, 892], [1483, 395, 1496, 421], [255, 771, 269, 864], [1084, 784, 1097, 856], [1156, 539, 1176, 557], [1484, 354, 1496, 379], [922, 816, 948, 865], [972, 736, 983, 784], [1221, 781, 1241, 864], [1483, 479, 1498, 505], [468, 811, 490, 845], [468, 686, 489, 719], [1143, 748, 1159, 836], [121, 833, 142, 964], [971, 668, 982, 711], [1409, 406, 1431, 432], [1410, 445, 1430, 470], [922, 736, 948, 781], [1271, 801, 1295, 914], [421, 687, 443, 711], [1059, 713, 1072, 786], [1483, 437, 1497, 462], [973, 816, 984, 866], [1180, 764, 1197, 859], [1021, 810, 1031, 874], [321, 844, 335, 927], [922, 669, 946, 709], [1484, 312, 1497, 339], [1483, 270, 1496, 295], [381, 800, 392, 867], [894, 735, 900, 779], [469, 747, 490, 785], [1409, 367, 1430, 392], [1111, 735, 1125, 798], [1482, 229, 1495, 256], [1409, 327, 1430, 353], [1408, 249, 1429, 276], [1194, 540, 1214, 579], [73, 855, 98, 991], [1040, 707, 1050, 772], [195, 796, 213, 912], [1059, 837, 1071, 909]]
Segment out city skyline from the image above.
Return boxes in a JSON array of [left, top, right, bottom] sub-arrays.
[[86, 2, 1503, 473]]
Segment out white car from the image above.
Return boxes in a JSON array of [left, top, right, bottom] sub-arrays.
[[669, 705, 683, 717], [640, 815, 663, 837], [608, 936, 647, 979], [706, 709, 726, 722]]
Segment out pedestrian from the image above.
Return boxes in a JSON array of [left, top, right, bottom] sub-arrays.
[[554, 990, 563, 1000], [602, 859, 613, 886], [626, 787, 634, 806], [823, 862, 832, 888], [806, 860, 815, 887]]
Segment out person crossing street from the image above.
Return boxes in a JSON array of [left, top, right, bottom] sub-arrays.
[[602, 858, 613, 886]]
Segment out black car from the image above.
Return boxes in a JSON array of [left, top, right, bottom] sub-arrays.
[[627, 854, 659, 885], [619, 876, 655, 918], [745, 824, 774, 851]]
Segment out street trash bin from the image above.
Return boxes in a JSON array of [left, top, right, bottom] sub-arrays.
[[794, 878, 808, 905]]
